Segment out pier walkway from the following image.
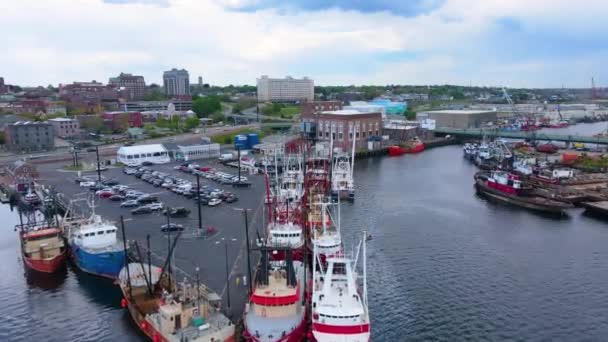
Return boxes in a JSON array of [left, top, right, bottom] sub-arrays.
[[434, 127, 608, 145]]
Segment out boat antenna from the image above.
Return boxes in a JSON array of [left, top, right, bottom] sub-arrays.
[[120, 216, 132, 299], [133, 241, 153, 295]]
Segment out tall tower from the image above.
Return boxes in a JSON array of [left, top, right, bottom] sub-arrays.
[[592, 77, 597, 100], [198, 76, 203, 88]]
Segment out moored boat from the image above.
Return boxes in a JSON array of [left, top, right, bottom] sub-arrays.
[[63, 213, 125, 279], [19, 223, 66, 273], [243, 248, 308, 342], [311, 232, 370, 342], [474, 171, 573, 214]]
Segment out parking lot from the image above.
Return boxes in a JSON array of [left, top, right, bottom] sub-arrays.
[[37, 158, 265, 318]]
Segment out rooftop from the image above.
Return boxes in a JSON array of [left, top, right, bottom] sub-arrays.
[[117, 144, 167, 154], [48, 117, 76, 122], [11, 121, 51, 126], [424, 110, 495, 115], [321, 109, 379, 116]]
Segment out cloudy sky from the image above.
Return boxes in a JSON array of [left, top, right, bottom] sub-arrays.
[[1, 0, 607, 88]]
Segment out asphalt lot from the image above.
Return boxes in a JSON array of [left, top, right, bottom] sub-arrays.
[[37, 158, 266, 319]]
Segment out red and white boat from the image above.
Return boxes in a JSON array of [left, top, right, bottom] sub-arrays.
[[309, 201, 342, 261], [243, 248, 309, 341], [19, 223, 66, 273], [311, 232, 370, 342]]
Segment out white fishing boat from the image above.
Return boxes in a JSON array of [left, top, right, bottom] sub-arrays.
[[311, 232, 370, 342]]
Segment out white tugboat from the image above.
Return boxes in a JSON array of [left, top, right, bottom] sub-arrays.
[[311, 232, 370, 342]]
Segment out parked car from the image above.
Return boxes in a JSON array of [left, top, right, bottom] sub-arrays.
[[89, 183, 106, 191], [147, 202, 163, 211], [134, 171, 145, 178], [96, 166, 109, 172], [120, 200, 139, 207], [163, 207, 190, 217], [113, 185, 130, 193], [137, 195, 158, 204], [161, 223, 184, 233], [75, 176, 92, 184], [131, 206, 152, 215], [152, 179, 163, 187], [142, 161, 153, 166], [208, 198, 222, 207], [80, 181, 96, 188], [123, 168, 137, 175], [109, 194, 125, 201], [225, 195, 238, 203], [102, 179, 119, 186], [194, 197, 209, 205], [97, 191, 114, 198]]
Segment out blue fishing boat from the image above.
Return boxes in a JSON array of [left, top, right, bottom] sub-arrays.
[[64, 214, 125, 279]]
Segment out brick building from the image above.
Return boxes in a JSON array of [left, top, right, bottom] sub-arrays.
[[300, 101, 342, 119], [5, 121, 55, 153], [301, 109, 382, 150], [48, 117, 80, 138], [109, 73, 146, 100], [59, 81, 121, 112], [102, 111, 143, 131]]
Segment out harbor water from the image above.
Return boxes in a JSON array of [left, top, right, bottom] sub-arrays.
[[2, 133, 608, 340]]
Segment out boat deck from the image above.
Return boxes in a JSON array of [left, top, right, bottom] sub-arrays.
[[582, 201, 608, 215]]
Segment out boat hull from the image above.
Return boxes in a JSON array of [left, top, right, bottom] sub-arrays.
[[475, 180, 570, 214], [243, 312, 308, 342], [70, 244, 125, 279], [23, 251, 66, 273]]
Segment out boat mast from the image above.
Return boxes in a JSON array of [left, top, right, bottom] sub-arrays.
[[351, 124, 356, 180], [362, 230, 368, 307], [120, 216, 132, 299]]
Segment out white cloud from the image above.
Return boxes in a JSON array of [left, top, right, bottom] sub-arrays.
[[0, 0, 607, 87]]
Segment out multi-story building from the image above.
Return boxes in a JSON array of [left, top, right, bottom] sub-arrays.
[[257, 75, 314, 102], [300, 101, 342, 119], [48, 118, 80, 138], [301, 109, 382, 150], [59, 81, 121, 112], [5, 121, 55, 153], [417, 110, 497, 129], [121, 100, 192, 112], [102, 111, 143, 131], [163, 69, 190, 97], [109, 73, 146, 100]]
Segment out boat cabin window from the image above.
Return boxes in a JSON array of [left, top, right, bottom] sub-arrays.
[[97, 231, 105, 235], [106, 230, 115, 234]]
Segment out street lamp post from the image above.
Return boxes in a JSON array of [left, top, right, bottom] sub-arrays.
[[224, 239, 231, 311]]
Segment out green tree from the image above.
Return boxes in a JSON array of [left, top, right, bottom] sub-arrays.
[[156, 117, 169, 128], [404, 108, 417, 120], [184, 116, 200, 130], [192, 96, 222, 117], [170, 115, 180, 130], [211, 112, 225, 123], [0, 132, 5, 145]]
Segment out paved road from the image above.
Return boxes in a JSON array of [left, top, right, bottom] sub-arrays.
[[37, 159, 265, 320], [0, 124, 260, 165]]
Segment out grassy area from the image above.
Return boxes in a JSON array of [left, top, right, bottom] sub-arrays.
[[262, 103, 300, 119], [575, 156, 608, 169], [211, 128, 265, 145]]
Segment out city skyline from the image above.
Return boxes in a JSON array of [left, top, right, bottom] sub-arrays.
[[2, 0, 608, 88]]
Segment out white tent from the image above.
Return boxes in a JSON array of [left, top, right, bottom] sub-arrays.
[[117, 144, 170, 166]]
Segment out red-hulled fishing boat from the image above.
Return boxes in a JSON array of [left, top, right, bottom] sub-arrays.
[[388, 137, 425, 156], [19, 224, 66, 273]]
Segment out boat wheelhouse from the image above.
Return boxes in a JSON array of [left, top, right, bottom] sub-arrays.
[[19, 223, 66, 273]]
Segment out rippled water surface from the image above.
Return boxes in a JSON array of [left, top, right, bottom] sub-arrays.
[[2, 140, 608, 341]]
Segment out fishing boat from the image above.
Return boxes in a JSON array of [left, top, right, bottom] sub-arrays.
[[331, 148, 355, 201], [311, 232, 370, 342], [474, 171, 573, 214], [18, 221, 66, 273], [64, 212, 125, 279], [388, 137, 425, 156], [463, 143, 478, 161], [309, 200, 343, 261], [243, 248, 308, 342], [536, 143, 559, 154]]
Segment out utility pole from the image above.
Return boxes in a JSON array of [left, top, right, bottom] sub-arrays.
[[224, 240, 231, 313], [95, 145, 101, 183], [196, 173, 202, 232], [195, 266, 201, 314], [235, 208, 253, 295]]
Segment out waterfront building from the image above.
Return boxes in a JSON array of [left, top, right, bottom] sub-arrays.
[[5, 121, 55, 153], [417, 110, 497, 129], [301, 109, 382, 150], [48, 117, 80, 138], [163, 68, 190, 97], [108, 73, 146, 100], [257, 75, 314, 102]]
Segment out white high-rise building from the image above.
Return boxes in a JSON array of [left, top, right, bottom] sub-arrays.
[[256, 75, 314, 102]]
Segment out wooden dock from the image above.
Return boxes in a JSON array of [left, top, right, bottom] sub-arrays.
[[581, 201, 608, 218]]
